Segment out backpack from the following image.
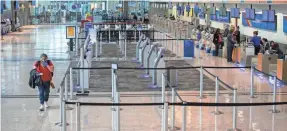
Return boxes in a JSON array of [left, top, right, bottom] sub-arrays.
[[35, 60, 54, 77], [218, 34, 223, 43]]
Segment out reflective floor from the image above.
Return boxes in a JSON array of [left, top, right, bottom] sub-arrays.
[[1, 25, 287, 131]]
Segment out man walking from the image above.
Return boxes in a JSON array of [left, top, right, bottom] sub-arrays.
[[34, 53, 54, 111]]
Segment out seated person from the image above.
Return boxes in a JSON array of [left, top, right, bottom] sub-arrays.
[[250, 31, 261, 55], [260, 38, 269, 54], [270, 41, 284, 59]]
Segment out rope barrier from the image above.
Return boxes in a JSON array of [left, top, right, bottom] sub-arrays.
[[65, 101, 287, 107], [71, 66, 252, 70], [218, 79, 235, 90], [253, 67, 285, 83]]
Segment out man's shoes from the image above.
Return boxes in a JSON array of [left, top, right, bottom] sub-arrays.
[[44, 102, 49, 108], [39, 105, 44, 111]]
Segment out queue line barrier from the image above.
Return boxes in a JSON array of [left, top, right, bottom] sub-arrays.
[[58, 64, 285, 131]]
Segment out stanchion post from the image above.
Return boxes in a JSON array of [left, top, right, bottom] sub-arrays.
[[76, 102, 81, 131], [116, 92, 120, 131], [269, 76, 280, 113], [228, 89, 240, 131], [161, 73, 166, 103], [95, 39, 98, 58], [100, 33, 102, 54], [80, 48, 84, 94], [124, 37, 127, 58], [211, 77, 223, 115], [69, 68, 76, 100], [250, 65, 256, 98], [182, 101, 187, 131], [62, 100, 67, 131], [163, 102, 168, 131], [55, 85, 63, 127], [76, 29, 79, 56], [171, 88, 175, 130], [197, 66, 206, 99], [176, 38, 179, 57]]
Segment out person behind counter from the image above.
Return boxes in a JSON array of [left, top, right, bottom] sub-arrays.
[[227, 28, 236, 62], [250, 31, 261, 55], [233, 26, 240, 44], [270, 41, 284, 59], [213, 28, 223, 56]]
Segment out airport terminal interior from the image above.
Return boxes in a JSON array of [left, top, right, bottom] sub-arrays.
[[1, 0, 287, 131]]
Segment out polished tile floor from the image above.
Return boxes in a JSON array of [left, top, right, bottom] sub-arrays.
[[1, 25, 287, 131]]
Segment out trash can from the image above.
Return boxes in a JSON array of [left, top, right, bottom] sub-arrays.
[[166, 66, 178, 87]]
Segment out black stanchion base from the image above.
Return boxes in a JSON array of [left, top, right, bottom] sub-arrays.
[[269, 109, 280, 113], [55, 122, 69, 126], [76, 91, 89, 96], [211, 111, 223, 115], [168, 126, 181, 131], [250, 95, 257, 98], [197, 95, 206, 99], [227, 129, 241, 131]]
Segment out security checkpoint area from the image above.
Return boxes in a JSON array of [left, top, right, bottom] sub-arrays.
[[1, 0, 287, 131]]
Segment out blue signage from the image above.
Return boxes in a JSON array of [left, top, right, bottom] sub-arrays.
[[32, 0, 36, 6], [262, 10, 269, 21], [184, 40, 194, 57], [283, 16, 287, 33], [210, 10, 230, 23], [242, 13, 277, 31], [84, 22, 93, 32], [198, 9, 205, 19]]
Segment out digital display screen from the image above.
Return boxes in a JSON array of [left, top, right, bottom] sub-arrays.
[[220, 7, 227, 16], [268, 10, 275, 22], [201, 6, 206, 14], [194, 5, 198, 13], [245, 8, 250, 19], [262, 10, 269, 21], [208, 7, 216, 15], [234, 8, 240, 18], [249, 9, 255, 20]]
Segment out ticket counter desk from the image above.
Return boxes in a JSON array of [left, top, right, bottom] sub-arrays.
[[256, 53, 278, 74], [232, 45, 241, 63], [239, 44, 257, 66], [276, 59, 287, 83]]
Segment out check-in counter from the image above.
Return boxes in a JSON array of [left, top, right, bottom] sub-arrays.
[[277, 59, 287, 83], [232, 46, 241, 63], [256, 53, 278, 74], [239, 44, 256, 66]]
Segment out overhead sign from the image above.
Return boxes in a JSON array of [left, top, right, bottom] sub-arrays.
[[84, 22, 93, 32], [242, 13, 277, 31], [66, 26, 76, 39]]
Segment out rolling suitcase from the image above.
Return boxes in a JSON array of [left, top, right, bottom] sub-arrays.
[[212, 50, 216, 56], [218, 49, 223, 57]]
